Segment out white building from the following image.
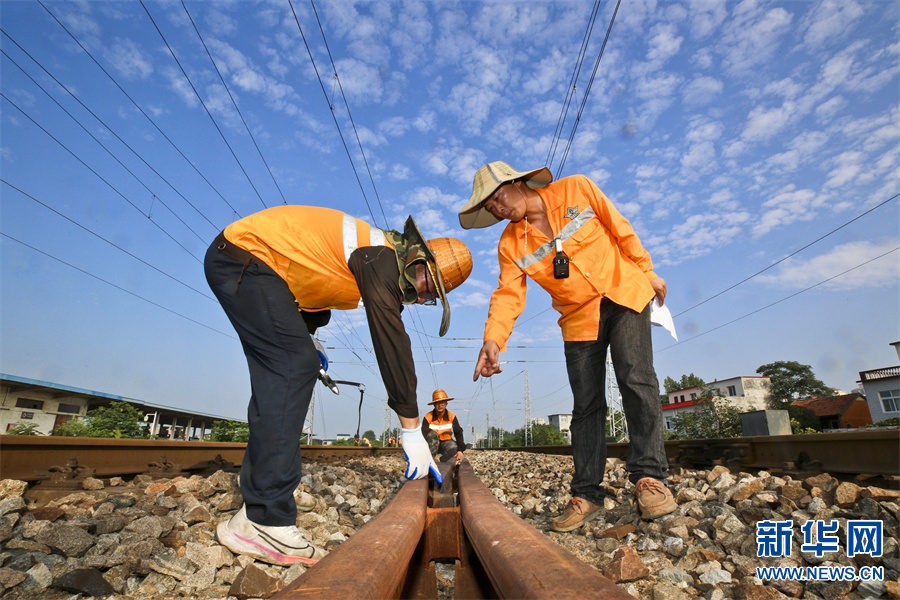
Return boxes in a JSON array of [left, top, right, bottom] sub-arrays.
[[548, 413, 572, 442], [858, 342, 900, 424], [661, 376, 771, 432]]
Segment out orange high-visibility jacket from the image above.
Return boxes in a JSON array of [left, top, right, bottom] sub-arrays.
[[423, 409, 458, 442], [484, 175, 657, 350], [224, 206, 390, 311]]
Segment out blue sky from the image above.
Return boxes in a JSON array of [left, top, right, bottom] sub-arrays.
[[1, 0, 897, 440]]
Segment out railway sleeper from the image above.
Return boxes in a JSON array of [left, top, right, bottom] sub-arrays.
[[276, 459, 635, 600]]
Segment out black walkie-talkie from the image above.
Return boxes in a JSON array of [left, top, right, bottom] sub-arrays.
[[553, 239, 569, 279]]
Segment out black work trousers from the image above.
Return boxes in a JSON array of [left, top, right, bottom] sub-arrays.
[[204, 241, 317, 526]]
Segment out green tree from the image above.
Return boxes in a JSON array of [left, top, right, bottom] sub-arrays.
[[81, 401, 144, 438], [757, 361, 834, 408], [362, 429, 377, 442], [51, 419, 89, 437], [670, 397, 741, 439], [786, 404, 821, 432], [663, 373, 706, 393], [209, 420, 250, 443], [7, 422, 42, 435], [499, 424, 567, 447]]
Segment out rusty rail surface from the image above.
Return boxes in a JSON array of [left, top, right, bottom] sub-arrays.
[[0, 435, 400, 482], [495, 429, 900, 477], [276, 459, 634, 600]]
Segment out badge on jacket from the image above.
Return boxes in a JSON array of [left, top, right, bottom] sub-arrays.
[[565, 206, 579, 220]]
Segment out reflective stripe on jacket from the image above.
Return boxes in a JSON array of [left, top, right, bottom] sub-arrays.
[[484, 175, 657, 349], [224, 206, 389, 311], [424, 409, 457, 442]]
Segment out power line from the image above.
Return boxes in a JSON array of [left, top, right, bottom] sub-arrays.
[[2, 180, 216, 302], [545, 0, 602, 171], [140, 0, 268, 211], [182, 0, 288, 206], [658, 246, 900, 352], [37, 0, 242, 219], [0, 43, 211, 243], [556, 0, 623, 177], [308, 0, 389, 229], [674, 192, 900, 318], [0, 232, 236, 340], [0, 92, 202, 263], [287, 0, 381, 226]]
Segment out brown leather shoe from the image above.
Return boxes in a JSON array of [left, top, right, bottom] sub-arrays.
[[635, 477, 677, 520], [550, 496, 603, 532]]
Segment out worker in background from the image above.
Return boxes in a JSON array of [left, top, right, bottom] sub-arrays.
[[206, 205, 472, 565], [421, 389, 466, 463], [460, 161, 676, 532]]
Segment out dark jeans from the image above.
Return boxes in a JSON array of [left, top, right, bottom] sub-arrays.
[[204, 243, 317, 526], [564, 297, 669, 505]]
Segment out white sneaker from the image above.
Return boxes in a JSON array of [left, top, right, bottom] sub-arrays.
[[217, 505, 319, 565]]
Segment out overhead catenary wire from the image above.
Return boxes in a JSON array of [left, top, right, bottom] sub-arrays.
[[0, 232, 236, 340], [181, 0, 288, 206], [545, 0, 602, 171], [287, 0, 382, 227], [2, 180, 217, 302], [36, 0, 243, 220], [673, 192, 900, 318], [657, 246, 900, 353], [555, 0, 623, 177], [140, 0, 268, 211], [0, 31, 219, 235], [0, 92, 202, 264]]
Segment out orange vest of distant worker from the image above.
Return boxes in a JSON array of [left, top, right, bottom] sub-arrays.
[[424, 409, 457, 442], [224, 206, 390, 311]]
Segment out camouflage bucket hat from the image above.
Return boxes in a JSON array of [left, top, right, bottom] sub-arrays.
[[458, 161, 553, 229], [388, 216, 471, 337]]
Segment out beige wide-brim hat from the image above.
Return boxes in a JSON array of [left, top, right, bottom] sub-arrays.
[[428, 389, 455, 405], [458, 161, 553, 229]]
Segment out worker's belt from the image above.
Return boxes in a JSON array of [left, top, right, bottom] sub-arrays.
[[213, 231, 265, 266]]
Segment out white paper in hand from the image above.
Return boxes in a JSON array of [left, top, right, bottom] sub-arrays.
[[650, 298, 678, 341]]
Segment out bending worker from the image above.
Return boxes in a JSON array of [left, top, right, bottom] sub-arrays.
[[205, 205, 472, 565], [421, 389, 466, 463], [460, 161, 676, 532]]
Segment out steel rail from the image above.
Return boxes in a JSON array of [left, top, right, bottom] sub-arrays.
[[495, 429, 900, 476], [276, 460, 635, 600], [0, 435, 400, 482]]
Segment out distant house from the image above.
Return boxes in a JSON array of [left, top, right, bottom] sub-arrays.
[[548, 414, 572, 442], [792, 394, 873, 430], [661, 376, 771, 432], [858, 342, 900, 424]]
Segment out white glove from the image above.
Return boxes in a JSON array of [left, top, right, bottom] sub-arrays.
[[400, 428, 443, 484]]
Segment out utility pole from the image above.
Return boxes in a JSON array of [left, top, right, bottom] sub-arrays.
[[486, 413, 491, 448], [306, 388, 316, 444], [607, 348, 628, 441], [498, 397, 503, 448], [524, 369, 532, 446], [382, 400, 391, 446]]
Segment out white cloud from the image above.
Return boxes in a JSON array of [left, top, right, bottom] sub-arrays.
[[757, 240, 899, 290], [646, 23, 683, 64], [752, 185, 821, 238], [682, 75, 723, 107], [721, 3, 793, 76], [801, 0, 864, 48], [105, 38, 153, 79]]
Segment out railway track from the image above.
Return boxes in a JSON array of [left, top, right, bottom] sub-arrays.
[[0, 431, 897, 599], [2, 429, 896, 484]]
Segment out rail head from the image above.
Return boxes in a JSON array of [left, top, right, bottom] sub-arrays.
[[457, 461, 635, 600]]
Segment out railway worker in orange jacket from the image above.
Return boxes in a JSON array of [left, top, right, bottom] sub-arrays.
[[205, 205, 472, 565], [421, 389, 466, 463], [459, 161, 676, 531]]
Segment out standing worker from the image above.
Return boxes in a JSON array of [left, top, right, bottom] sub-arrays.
[[459, 161, 676, 531], [421, 389, 466, 463], [206, 205, 472, 564]]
